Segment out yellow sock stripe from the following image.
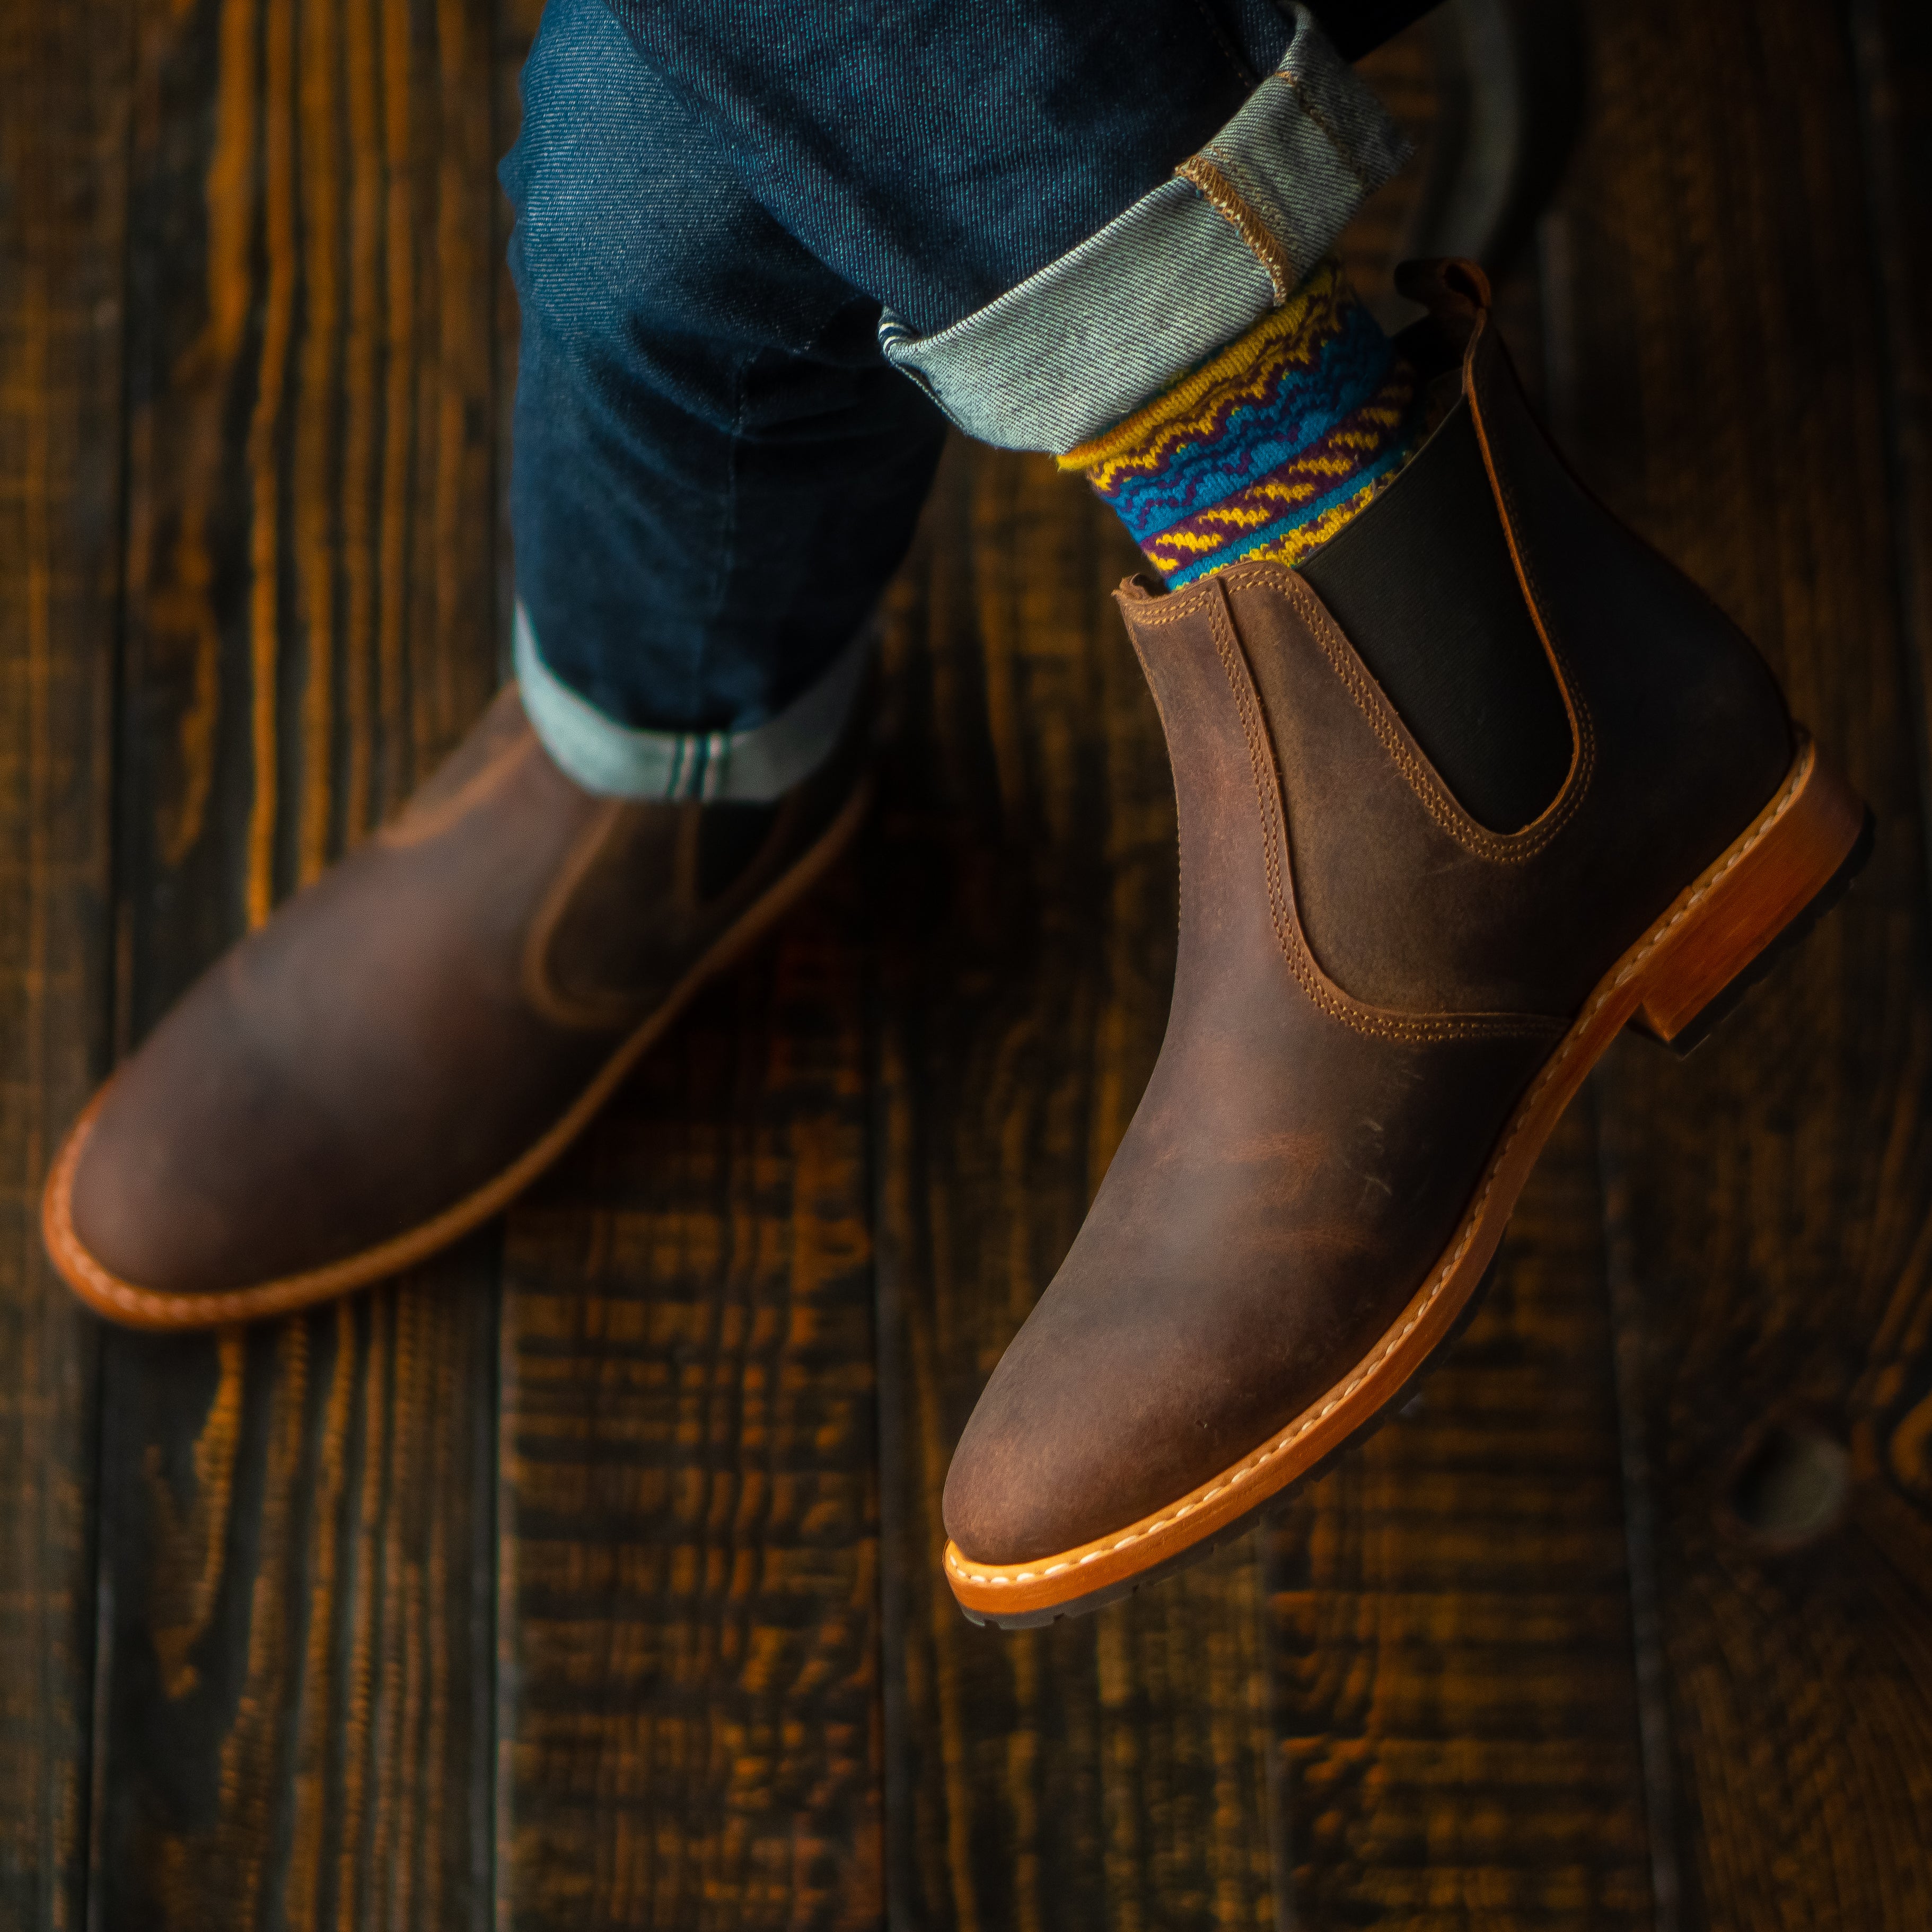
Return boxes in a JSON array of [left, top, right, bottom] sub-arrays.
[[1144, 466, 1387, 567], [1057, 261, 1350, 479], [1150, 472, 1397, 575], [1242, 481, 1395, 567], [1137, 385, 1415, 563]]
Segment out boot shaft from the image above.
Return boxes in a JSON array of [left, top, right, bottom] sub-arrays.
[[1119, 260, 1795, 1021]]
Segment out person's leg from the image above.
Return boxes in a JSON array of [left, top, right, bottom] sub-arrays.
[[561, 0, 1429, 748], [550, 15, 1861, 1629], [511, 0, 1429, 797], [500, 0, 946, 750], [51, 0, 1430, 1323]]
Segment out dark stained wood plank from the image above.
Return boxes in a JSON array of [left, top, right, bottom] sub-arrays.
[[0, 2, 133, 1924], [1552, 0, 1932, 1921], [485, 12, 884, 1921], [95, 1278, 498, 1931], [1255, 240, 1655, 1928], [872, 444, 1281, 1931], [1850, 0, 1932, 900], [89, 0, 504, 1924], [493, 903, 885, 1932], [1265, 1102, 1655, 1931]]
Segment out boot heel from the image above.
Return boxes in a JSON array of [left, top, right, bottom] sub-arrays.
[[1628, 735, 1870, 1057]]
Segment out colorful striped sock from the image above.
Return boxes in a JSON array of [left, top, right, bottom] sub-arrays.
[[1060, 260, 1424, 587]]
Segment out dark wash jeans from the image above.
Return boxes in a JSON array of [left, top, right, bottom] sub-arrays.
[[500, 0, 1435, 781]]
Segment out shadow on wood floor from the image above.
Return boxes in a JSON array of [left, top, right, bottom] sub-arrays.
[[3, 0, 1931, 1926]]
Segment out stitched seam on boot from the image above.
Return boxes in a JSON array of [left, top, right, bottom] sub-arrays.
[[1215, 558, 1595, 862], [1206, 596, 1553, 1040], [945, 742, 1818, 1589], [375, 726, 539, 850], [1211, 313, 1602, 860], [521, 799, 656, 1031], [1134, 589, 1555, 1041], [1461, 322, 1602, 843]]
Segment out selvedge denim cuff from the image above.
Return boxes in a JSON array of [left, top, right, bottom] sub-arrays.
[[515, 601, 872, 801], [877, 5, 1408, 455]]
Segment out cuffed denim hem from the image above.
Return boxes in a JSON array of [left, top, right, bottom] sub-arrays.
[[515, 602, 871, 802], [876, 4, 1408, 454]]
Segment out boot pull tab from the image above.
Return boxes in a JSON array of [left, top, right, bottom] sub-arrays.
[[1391, 258, 1492, 379], [1396, 257, 1493, 325]]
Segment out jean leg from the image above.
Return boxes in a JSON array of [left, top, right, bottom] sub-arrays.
[[602, 0, 1301, 335], [596, 1, 1410, 453], [503, 0, 945, 758], [505, 0, 1420, 786], [601, 0, 1437, 338]]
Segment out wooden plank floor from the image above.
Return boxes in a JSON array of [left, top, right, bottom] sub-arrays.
[[2, 1, 1929, 1926]]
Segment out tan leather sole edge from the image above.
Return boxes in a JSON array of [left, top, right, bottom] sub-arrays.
[[43, 775, 875, 1331], [944, 732, 1865, 1626]]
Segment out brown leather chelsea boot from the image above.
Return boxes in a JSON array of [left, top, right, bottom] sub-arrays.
[[941, 261, 1871, 1627], [43, 682, 870, 1328]]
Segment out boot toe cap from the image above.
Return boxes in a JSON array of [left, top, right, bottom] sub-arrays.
[[941, 1308, 1252, 1568], [51, 996, 352, 1311]]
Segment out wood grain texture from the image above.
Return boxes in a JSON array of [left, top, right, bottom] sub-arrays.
[[90, 0, 504, 1924], [494, 907, 885, 1932], [872, 446, 1280, 1932], [1265, 1103, 1655, 1931], [1251, 248, 1652, 1929], [1552, 0, 1932, 1922], [1850, 0, 1932, 906], [0, 3, 131, 1925], [95, 1280, 497, 1931], [10, 0, 1932, 1924]]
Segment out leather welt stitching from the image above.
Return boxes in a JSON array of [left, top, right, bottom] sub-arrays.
[[1200, 595, 1551, 1044], [945, 743, 1817, 1592], [1211, 559, 1593, 864], [521, 800, 646, 1030]]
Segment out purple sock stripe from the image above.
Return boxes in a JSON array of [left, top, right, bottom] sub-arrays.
[[1153, 434, 1416, 586], [1085, 291, 1388, 480], [1147, 431, 1406, 575], [1101, 325, 1395, 541]]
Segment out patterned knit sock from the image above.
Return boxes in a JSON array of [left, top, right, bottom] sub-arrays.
[[1060, 260, 1425, 587]]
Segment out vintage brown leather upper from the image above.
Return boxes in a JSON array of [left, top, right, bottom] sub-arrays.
[[942, 278, 1794, 1566], [63, 685, 865, 1299]]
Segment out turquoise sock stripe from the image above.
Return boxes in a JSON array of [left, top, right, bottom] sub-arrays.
[[1101, 313, 1394, 543], [1158, 436, 1416, 587]]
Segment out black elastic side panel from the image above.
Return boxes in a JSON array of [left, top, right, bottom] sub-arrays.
[[1299, 400, 1573, 832], [698, 801, 781, 901]]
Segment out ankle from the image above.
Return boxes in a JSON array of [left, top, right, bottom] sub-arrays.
[[1060, 260, 1425, 586]]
